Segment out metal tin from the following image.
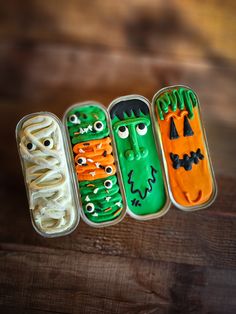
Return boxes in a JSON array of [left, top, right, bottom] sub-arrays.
[[63, 102, 127, 227], [151, 85, 217, 211], [16, 112, 80, 237], [108, 95, 171, 220]]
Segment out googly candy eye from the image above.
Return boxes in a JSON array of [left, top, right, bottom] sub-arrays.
[[94, 120, 104, 132], [77, 157, 86, 165], [104, 180, 113, 189], [86, 203, 95, 213], [69, 114, 80, 124], [43, 138, 54, 149], [105, 166, 113, 174], [118, 126, 129, 139], [136, 123, 147, 136], [26, 142, 36, 151]]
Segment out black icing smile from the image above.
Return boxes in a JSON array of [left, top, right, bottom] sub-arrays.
[[127, 166, 157, 200], [170, 148, 204, 171]]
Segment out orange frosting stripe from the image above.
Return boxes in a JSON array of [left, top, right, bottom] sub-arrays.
[[74, 137, 116, 181]]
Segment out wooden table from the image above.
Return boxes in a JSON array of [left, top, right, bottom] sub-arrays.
[[0, 1, 236, 313]]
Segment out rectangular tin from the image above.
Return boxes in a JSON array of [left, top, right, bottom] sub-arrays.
[[63, 101, 127, 227], [151, 85, 217, 211], [16, 112, 80, 237], [108, 94, 171, 220]]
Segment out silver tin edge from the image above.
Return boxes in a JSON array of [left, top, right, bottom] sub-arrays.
[[108, 94, 171, 221], [63, 101, 127, 228], [151, 85, 218, 211], [15, 111, 80, 238]]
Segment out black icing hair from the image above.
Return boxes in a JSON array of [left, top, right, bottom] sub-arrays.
[[110, 99, 149, 120]]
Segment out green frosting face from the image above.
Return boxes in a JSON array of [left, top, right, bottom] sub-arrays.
[[65, 103, 124, 224], [67, 105, 109, 144], [110, 98, 166, 216]]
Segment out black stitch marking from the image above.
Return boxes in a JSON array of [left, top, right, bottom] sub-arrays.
[[131, 199, 142, 207]]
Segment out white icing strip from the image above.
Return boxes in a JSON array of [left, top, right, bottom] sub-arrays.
[[19, 115, 76, 235]]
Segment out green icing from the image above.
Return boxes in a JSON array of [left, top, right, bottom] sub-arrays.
[[66, 105, 109, 144], [79, 176, 123, 223], [156, 87, 197, 120], [65, 104, 124, 224], [111, 109, 166, 216]]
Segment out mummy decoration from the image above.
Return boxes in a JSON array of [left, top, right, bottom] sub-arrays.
[[17, 114, 78, 236]]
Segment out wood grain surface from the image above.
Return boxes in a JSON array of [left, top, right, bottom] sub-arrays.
[[0, 1, 236, 313]]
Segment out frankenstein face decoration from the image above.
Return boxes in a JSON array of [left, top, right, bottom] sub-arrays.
[[109, 97, 167, 217], [65, 104, 124, 225], [153, 86, 216, 208]]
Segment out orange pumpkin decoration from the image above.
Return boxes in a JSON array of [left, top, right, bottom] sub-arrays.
[[153, 86, 217, 209]]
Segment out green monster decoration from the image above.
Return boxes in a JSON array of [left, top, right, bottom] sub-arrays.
[[65, 104, 124, 225], [109, 96, 168, 218]]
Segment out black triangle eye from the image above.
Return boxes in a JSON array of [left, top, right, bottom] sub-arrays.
[[170, 117, 179, 140], [184, 116, 194, 137]]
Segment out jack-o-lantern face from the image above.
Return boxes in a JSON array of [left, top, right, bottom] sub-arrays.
[[153, 86, 216, 209]]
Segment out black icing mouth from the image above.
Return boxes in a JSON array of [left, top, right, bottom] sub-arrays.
[[128, 166, 157, 200], [170, 148, 204, 171]]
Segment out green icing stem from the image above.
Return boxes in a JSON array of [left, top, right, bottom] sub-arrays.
[[156, 87, 198, 120]]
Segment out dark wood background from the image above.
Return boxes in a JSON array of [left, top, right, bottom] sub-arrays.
[[0, 1, 236, 313]]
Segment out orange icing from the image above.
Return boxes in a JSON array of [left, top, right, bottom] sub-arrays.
[[73, 137, 116, 181], [156, 107, 213, 207]]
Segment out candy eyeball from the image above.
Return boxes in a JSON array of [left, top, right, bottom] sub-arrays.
[[136, 123, 147, 136], [26, 142, 36, 151], [77, 157, 86, 165], [43, 138, 54, 149], [105, 166, 113, 174], [86, 203, 95, 213], [68, 114, 80, 124], [94, 121, 104, 132], [118, 126, 129, 139], [104, 180, 113, 189]]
